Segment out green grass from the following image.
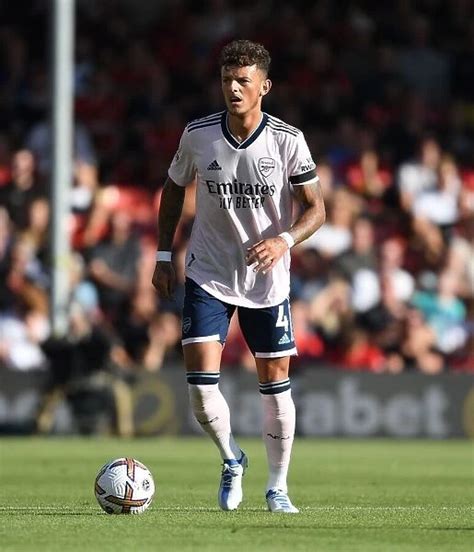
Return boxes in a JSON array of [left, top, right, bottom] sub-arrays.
[[0, 438, 472, 551]]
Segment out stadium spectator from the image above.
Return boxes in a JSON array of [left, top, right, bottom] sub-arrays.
[[397, 136, 441, 213], [0, 150, 43, 230], [411, 155, 462, 261], [330, 325, 386, 373], [115, 287, 180, 372], [314, 160, 336, 202], [5, 235, 49, 314], [77, 188, 113, 250], [69, 251, 100, 321], [301, 188, 359, 258], [0, 134, 12, 186], [400, 307, 444, 374], [346, 149, 391, 196], [411, 270, 467, 355], [0, 207, 14, 309], [87, 210, 141, 322], [360, 271, 407, 371], [379, 236, 415, 304], [309, 276, 352, 346], [446, 218, 474, 300], [21, 196, 50, 266], [291, 247, 328, 304], [142, 311, 181, 371], [289, 300, 324, 365], [334, 215, 378, 283], [71, 159, 99, 213], [335, 216, 381, 314], [0, 305, 48, 372]]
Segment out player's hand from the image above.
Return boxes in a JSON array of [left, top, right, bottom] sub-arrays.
[[246, 236, 289, 274], [152, 262, 176, 299]]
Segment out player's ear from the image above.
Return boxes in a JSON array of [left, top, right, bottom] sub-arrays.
[[261, 79, 272, 97]]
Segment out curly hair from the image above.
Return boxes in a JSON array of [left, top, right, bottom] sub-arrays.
[[219, 40, 271, 75]]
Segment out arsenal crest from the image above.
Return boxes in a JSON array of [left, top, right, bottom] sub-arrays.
[[258, 157, 275, 177]]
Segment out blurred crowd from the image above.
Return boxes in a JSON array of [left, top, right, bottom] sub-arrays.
[[0, 0, 473, 396]]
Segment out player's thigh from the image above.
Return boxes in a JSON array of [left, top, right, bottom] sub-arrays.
[[181, 278, 235, 372], [183, 341, 225, 372], [237, 297, 296, 382]]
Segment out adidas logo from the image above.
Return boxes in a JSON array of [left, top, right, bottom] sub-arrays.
[[278, 333, 291, 345], [207, 160, 222, 170]]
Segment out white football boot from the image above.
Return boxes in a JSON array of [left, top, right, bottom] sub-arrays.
[[218, 452, 248, 511], [266, 489, 299, 513]]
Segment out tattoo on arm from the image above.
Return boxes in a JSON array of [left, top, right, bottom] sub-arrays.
[[157, 177, 186, 250], [288, 181, 326, 246]]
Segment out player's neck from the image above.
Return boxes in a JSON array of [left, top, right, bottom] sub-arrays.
[[227, 110, 263, 143]]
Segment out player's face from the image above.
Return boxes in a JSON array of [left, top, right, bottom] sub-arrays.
[[221, 64, 271, 117]]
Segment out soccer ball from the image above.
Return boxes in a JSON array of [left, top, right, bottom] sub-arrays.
[[94, 457, 155, 514]]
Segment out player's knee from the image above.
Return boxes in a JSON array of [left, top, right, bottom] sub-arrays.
[[256, 357, 290, 383]]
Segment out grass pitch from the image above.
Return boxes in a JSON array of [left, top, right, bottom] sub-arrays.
[[0, 437, 472, 551]]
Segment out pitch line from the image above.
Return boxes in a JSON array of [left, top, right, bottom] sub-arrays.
[[1, 505, 471, 512]]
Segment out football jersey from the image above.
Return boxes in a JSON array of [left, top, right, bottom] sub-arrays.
[[168, 110, 318, 308]]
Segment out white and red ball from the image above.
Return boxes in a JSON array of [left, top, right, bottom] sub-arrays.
[[94, 457, 155, 514]]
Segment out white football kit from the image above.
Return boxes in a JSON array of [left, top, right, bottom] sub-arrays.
[[168, 110, 318, 308]]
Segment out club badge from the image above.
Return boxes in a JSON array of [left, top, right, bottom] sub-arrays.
[[258, 157, 275, 177]]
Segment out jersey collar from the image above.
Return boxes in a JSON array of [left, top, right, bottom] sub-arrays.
[[221, 112, 269, 150]]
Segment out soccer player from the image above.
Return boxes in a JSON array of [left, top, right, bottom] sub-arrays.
[[152, 40, 325, 513]]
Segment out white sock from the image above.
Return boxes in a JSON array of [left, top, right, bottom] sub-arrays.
[[187, 372, 241, 461], [259, 381, 295, 493]]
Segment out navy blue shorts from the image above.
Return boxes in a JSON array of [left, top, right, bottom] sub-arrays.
[[181, 278, 297, 358]]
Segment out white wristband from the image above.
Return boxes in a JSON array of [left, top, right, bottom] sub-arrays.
[[278, 232, 295, 249], [156, 251, 172, 262]]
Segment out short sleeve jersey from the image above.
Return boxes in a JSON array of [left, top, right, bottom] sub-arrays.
[[168, 111, 318, 308]]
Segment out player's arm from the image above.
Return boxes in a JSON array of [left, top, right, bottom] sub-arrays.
[[246, 180, 325, 274], [157, 177, 186, 251], [152, 177, 186, 298], [287, 180, 326, 244]]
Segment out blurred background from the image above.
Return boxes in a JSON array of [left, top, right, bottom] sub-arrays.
[[0, 0, 472, 438]]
